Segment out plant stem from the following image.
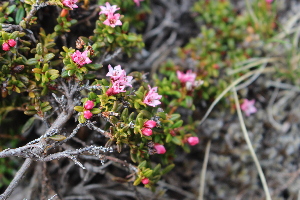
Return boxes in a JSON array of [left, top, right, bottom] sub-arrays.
[[232, 87, 271, 200]]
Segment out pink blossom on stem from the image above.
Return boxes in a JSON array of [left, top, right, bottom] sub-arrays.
[[83, 110, 93, 119], [106, 65, 126, 81], [8, 39, 16, 47], [84, 100, 94, 110], [106, 65, 133, 96], [99, 2, 120, 15], [71, 50, 92, 67], [62, 0, 78, 10], [143, 85, 162, 107], [240, 99, 257, 116], [103, 13, 122, 28], [176, 70, 196, 83], [141, 178, 149, 185], [133, 0, 144, 7], [2, 43, 10, 51], [143, 120, 156, 128], [141, 128, 152, 136], [154, 143, 166, 154], [187, 137, 199, 146], [266, 0, 273, 3]]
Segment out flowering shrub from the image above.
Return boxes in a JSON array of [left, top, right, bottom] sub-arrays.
[[0, 0, 198, 198]]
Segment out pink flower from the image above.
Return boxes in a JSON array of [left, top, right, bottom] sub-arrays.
[[143, 85, 162, 107], [187, 137, 199, 146], [143, 120, 156, 128], [133, 0, 144, 7], [154, 143, 166, 154], [83, 110, 93, 119], [141, 178, 149, 185], [141, 128, 152, 136], [84, 100, 94, 110], [2, 43, 10, 51], [266, 0, 273, 3], [103, 13, 122, 28], [99, 2, 120, 15], [240, 99, 257, 116], [111, 80, 126, 92], [71, 50, 92, 67], [106, 65, 133, 96], [176, 70, 196, 83], [62, 0, 78, 10], [106, 80, 127, 96], [106, 65, 126, 81], [8, 39, 16, 47]]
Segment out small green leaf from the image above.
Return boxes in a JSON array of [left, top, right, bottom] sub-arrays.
[[6, 5, 16, 15], [48, 135, 67, 141], [15, 7, 25, 24], [122, 21, 129, 32], [36, 43, 43, 55], [74, 106, 84, 112], [171, 120, 183, 128], [133, 177, 142, 186], [78, 114, 86, 123], [21, 117, 36, 134], [170, 114, 181, 121], [172, 136, 182, 145], [41, 105, 52, 112], [107, 35, 114, 43], [161, 164, 175, 175], [138, 160, 147, 168], [44, 53, 55, 62], [91, 108, 101, 114]]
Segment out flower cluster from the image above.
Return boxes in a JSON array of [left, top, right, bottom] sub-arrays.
[[83, 100, 95, 119], [2, 39, 16, 51], [141, 120, 157, 136], [143, 85, 162, 107], [176, 70, 203, 91], [71, 50, 92, 67], [240, 99, 257, 116], [99, 2, 122, 28], [62, 0, 78, 10], [106, 65, 133, 96]]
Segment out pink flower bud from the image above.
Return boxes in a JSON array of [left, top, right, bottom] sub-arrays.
[[2, 43, 10, 51], [154, 143, 166, 154], [143, 120, 156, 128], [187, 137, 199, 146], [170, 130, 176, 136], [106, 87, 118, 96], [141, 178, 149, 185], [84, 100, 94, 110], [141, 128, 152, 136], [83, 110, 93, 119], [8, 39, 16, 47]]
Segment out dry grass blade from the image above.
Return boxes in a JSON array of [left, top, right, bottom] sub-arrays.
[[232, 87, 271, 200], [198, 140, 211, 200], [199, 67, 275, 126]]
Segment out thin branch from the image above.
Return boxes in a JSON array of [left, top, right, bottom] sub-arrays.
[[0, 158, 33, 200]]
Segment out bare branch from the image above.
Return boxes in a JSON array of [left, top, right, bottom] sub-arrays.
[[0, 158, 33, 200]]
